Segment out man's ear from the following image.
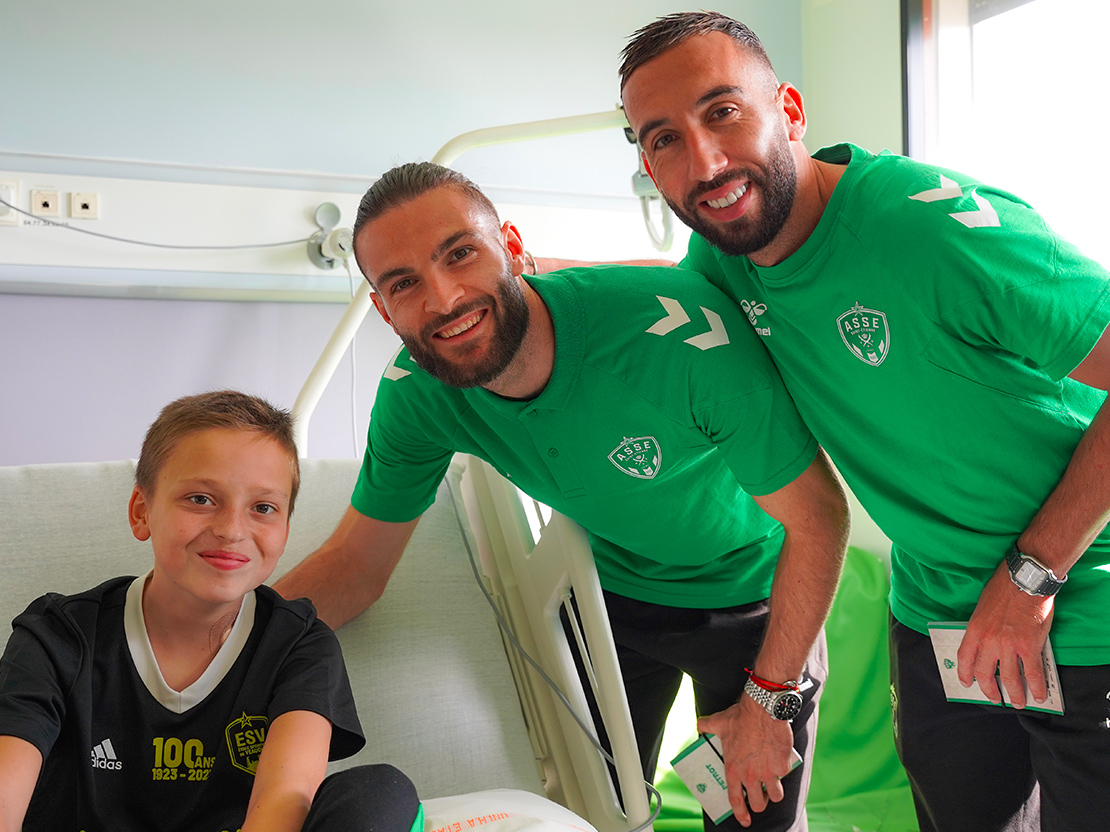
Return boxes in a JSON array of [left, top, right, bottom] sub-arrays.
[[779, 82, 807, 141], [129, 487, 152, 542], [370, 291, 396, 332], [642, 152, 658, 186], [501, 221, 526, 276]]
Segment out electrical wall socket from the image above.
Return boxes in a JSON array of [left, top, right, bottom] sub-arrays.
[[30, 189, 61, 218], [0, 179, 20, 227], [70, 192, 100, 220]]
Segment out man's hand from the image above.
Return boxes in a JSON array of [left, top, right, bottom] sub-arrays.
[[956, 561, 1054, 707], [696, 696, 796, 828]]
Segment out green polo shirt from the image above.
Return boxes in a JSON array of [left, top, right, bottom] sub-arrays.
[[352, 265, 818, 608], [682, 143, 1110, 663]]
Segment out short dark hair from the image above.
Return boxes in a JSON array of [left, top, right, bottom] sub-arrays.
[[619, 11, 775, 91], [352, 162, 500, 275], [135, 390, 301, 514]]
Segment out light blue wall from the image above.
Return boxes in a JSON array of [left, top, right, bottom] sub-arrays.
[[2, 1, 802, 198]]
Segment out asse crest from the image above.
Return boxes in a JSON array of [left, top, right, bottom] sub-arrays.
[[837, 302, 890, 366], [608, 436, 661, 480]]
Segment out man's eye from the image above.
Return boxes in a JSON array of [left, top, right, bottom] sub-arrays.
[[652, 134, 676, 151], [188, 495, 212, 506], [390, 278, 413, 294], [254, 503, 276, 515], [450, 246, 473, 262], [710, 105, 736, 120]]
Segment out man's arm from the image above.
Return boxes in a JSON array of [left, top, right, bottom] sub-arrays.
[[696, 449, 849, 827], [273, 506, 420, 630], [958, 326, 1110, 706], [0, 736, 42, 832]]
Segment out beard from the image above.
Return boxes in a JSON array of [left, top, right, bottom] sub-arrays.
[[399, 268, 530, 389], [664, 133, 798, 258]]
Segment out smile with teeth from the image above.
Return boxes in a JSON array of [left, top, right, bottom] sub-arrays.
[[436, 310, 485, 339], [705, 183, 749, 209]]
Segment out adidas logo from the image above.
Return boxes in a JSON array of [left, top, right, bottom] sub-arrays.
[[91, 739, 122, 770]]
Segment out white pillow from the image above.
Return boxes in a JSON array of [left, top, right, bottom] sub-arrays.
[[423, 789, 598, 832]]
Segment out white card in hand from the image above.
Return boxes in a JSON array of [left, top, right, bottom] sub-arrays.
[[927, 621, 1063, 714]]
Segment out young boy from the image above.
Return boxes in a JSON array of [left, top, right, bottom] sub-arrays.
[[0, 390, 421, 832]]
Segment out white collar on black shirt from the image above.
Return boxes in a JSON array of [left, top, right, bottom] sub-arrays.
[[124, 572, 256, 714]]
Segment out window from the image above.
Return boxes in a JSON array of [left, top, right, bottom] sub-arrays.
[[904, 0, 1110, 264]]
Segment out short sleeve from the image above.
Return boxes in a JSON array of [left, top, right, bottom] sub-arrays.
[[268, 613, 365, 762], [350, 351, 455, 522], [690, 321, 818, 494], [0, 597, 81, 757], [922, 187, 1110, 381]]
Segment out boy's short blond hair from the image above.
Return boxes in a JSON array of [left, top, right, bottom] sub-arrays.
[[135, 391, 301, 513]]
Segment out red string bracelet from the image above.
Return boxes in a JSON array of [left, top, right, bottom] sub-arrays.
[[745, 669, 800, 692]]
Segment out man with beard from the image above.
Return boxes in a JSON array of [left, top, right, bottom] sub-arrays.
[[618, 11, 1110, 832], [277, 161, 851, 831]]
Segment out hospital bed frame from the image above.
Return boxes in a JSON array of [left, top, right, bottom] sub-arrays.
[[456, 456, 651, 831]]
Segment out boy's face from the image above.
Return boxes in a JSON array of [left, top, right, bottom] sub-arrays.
[[128, 427, 293, 612]]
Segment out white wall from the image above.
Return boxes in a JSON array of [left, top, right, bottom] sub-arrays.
[[0, 0, 803, 198], [1, 0, 806, 466], [801, 0, 904, 155]]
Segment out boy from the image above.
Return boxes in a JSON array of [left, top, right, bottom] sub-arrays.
[[0, 390, 421, 832]]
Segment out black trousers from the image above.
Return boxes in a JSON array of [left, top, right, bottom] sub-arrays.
[[890, 616, 1110, 832], [303, 764, 421, 832], [575, 591, 825, 832]]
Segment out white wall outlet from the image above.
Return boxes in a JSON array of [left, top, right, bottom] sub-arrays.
[[30, 189, 61, 218], [70, 192, 100, 220], [0, 179, 21, 227]]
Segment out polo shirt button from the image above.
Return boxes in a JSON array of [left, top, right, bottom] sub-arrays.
[[548, 448, 559, 458]]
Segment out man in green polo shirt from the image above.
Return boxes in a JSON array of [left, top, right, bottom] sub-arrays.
[[617, 10, 1110, 832], [276, 161, 850, 831]]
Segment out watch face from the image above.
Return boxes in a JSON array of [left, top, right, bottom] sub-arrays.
[[772, 691, 803, 721], [1014, 559, 1047, 589]]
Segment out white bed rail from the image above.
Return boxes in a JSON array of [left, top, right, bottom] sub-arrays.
[[457, 455, 651, 832]]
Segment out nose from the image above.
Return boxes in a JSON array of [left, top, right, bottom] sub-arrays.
[[686, 128, 729, 183], [423, 267, 465, 315], [212, 507, 247, 542]]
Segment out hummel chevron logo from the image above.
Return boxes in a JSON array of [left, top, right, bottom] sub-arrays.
[[383, 346, 411, 381], [647, 296, 730, 350], [908, 174, 1000, 229], [907, 174, 963, 203]]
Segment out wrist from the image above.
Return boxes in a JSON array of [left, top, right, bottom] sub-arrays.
[[1005, 543, 1067, 597], [743, 669, 804, 721]]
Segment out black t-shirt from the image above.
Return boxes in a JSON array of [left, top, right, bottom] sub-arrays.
[[0, 576, 364, 832]]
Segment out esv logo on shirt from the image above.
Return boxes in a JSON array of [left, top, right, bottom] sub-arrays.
[[837, 302, 890, 366], [609, 436, 661, 479]]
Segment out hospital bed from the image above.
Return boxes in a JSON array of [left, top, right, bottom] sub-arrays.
[[0, 452, 918, 832]]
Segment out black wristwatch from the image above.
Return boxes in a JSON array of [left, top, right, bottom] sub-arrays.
[[743, 676, 804, 722], [1005, 544, 1067, 597]]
